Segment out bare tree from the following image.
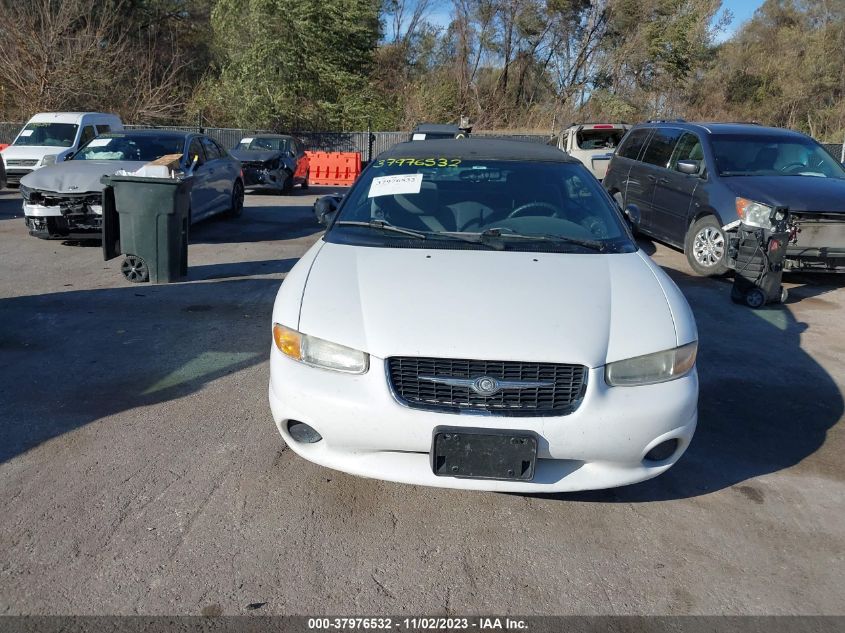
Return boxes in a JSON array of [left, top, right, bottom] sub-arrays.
[[0, 0, 188, 122]]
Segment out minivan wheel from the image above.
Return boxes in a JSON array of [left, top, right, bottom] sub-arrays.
[[685, 216, 729, 276]]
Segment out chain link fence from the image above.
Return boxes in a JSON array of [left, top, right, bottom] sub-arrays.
[[2, 120, 842, 162]]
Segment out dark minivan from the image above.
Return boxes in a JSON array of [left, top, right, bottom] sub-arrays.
[[603, 121, 845, 275]]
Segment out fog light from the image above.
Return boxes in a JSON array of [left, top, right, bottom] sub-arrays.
[[644, 439, 678, 462], [287, 420, 322, 444]]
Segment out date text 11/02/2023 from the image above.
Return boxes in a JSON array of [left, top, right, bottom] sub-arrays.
[[306, 617, 529, 630]]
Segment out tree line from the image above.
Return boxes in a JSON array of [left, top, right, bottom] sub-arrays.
[[0, 0, 842, 139]]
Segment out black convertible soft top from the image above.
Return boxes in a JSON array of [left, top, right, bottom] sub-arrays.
[[380, 138, 578, 163]]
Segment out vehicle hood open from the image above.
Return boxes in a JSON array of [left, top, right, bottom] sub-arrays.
[[20, 160, 147, 194], [726, 176, 845, 212], [297, 242, 680, 367]]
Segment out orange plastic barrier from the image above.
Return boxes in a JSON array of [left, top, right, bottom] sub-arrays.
[[306, 151, 361, 186]]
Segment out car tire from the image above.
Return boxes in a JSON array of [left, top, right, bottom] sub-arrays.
[[301, 170, 309, 190], [227, 180, 244, 217], [685, 216, 729, 277], [282, 171, 294, 195]]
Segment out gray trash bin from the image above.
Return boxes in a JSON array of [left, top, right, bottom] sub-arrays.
[[101, 175, 193, 283]]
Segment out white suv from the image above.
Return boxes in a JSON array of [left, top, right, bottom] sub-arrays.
[[1, 112, 123, 185], [558, 123, 630, 180]]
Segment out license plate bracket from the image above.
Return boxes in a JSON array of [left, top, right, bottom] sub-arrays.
[[431, 427, 537, 481]]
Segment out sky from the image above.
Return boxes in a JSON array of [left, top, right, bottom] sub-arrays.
[[714, 0, 766, 42], [422, 0, 768, 41]]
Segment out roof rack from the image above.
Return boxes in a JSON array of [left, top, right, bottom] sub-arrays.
[[645, 118, 686, 123]]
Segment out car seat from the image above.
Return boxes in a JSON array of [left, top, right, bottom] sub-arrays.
[[751, 146, 778, 171], [376, 181, 454, 232]]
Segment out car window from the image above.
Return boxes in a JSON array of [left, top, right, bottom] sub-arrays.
[[212, 139, 227, 157], [235, 137, 290, 152], [189, 138, 206, 165], [327, 159, 636, 254], [96, 124, 112, 135], [640, 128, 684, 169], [710, 134, 845, 178], [576, 129, 626, 150], [72, 134, 185, 161], [200, 137, 221, 160], [79, 126, 97, 147], [14, 123, 79, 147], [670, 133, 704, 171], [616, 129, 651, 160]]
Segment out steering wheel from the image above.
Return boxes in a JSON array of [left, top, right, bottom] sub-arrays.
[[507, 201, 559, 219], [780, 162, 806, 174]]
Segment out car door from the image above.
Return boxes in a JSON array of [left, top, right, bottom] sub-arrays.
[[615, 128, 655, 226], [213, 138, 239, 194], [650, 132, 704, 245], [187, 137, 213, 219], [633, 127, 684, 233], [200, 136, 228, 212]]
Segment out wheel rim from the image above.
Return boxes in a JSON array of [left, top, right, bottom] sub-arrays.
[[692, 226, 725, 267], [121, 255, 148, 282]]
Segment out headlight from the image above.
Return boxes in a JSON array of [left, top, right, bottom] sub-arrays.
[[735, 198, 773, 228], [272, 323, 369, 373], [40, 154, 57, 167], [605, 342, 697, 387], [19, 185, 32, 201]]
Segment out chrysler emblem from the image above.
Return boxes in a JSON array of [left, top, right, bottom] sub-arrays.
[[472, 376, 500, 396]]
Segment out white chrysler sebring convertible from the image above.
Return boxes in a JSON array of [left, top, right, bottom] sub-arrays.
[[269, 139, 698, 492]]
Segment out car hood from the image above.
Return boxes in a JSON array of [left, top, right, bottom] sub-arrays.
[[725, 176, 845, 212], [230, 149, 281, 163], [20, 160, 147, 193], [297, 242, 680, 367], [1, 144, 72, 163]]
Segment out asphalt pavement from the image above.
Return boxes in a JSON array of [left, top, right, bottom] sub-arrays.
[[0, 186, 843, 615]]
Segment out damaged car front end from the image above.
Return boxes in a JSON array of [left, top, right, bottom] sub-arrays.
[[238, 151, 292, 192], [230, 135, 309, 195], [21, 185, 104, 239]]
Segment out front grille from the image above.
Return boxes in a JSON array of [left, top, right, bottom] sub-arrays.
[[387, 357, 587, 416], [5, 159, 38, 166]]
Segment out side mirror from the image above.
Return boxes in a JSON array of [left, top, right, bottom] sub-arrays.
[[677, 159, 701, 175], [314, 195, 341, 225], [624, 204, 641, 227]]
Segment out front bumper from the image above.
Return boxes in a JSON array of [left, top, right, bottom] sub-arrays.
[[24, 200, 102, 240], [268, 351, 698, 492], [243, 166, 287, 191]]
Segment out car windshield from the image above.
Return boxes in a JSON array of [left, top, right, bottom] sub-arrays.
[[235, 137, 290, 152], [711, 134, 845, 178], [14, 123, 78, 147], [576, 129, 625, 150], [72, 134, 185, 161], [327, 158, 636, 253]]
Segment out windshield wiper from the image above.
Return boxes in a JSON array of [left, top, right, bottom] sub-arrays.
[[438, 227, 606, 252], [334, 220, 428, 239]]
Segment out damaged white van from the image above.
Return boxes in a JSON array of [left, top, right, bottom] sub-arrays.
[[0, 112, 123, 185]]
